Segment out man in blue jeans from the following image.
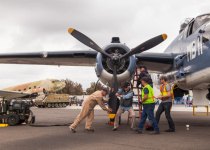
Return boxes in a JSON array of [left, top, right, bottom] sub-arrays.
[[137, 77, 159, 134]]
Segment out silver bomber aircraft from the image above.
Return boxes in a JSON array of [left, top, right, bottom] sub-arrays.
[[0, 13, 210, 117]]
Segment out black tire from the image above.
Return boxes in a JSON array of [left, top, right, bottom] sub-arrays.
[[7, 114, 19, 126], [55, 103, 59, 108], [47, 103, 51, 108]]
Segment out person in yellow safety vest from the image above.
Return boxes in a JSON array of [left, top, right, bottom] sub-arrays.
[[155, 75, 175, 132], [136, 77, 160, 134]]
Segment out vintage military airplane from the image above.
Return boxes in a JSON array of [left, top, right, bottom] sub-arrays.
[[0, 13, 209, 116], [0, 79, 66, 100]]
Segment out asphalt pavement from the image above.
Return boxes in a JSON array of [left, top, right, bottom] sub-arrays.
[[1, 106, 210, 150]]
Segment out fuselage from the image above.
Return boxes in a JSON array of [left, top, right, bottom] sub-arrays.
[[3, 79, 66, 94], [162, 14, 210, 90]]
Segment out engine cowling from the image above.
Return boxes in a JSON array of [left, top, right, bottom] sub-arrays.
[[95, 43, 136, 87]]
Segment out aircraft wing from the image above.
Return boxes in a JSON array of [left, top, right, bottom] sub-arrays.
[[0, 90, 31, 100], [0, 50, 97, 66], [135, 52, 175, 73]]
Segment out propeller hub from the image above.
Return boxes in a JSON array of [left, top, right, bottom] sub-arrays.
[[112, 56, 120, 64]]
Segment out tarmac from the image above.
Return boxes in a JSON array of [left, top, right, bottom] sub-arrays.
[[1, 105, 210, 150]]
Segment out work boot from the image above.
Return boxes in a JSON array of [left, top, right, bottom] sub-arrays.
[[165, 129, 175, 132], [136, 130, 142, 134], [112, 127, 117, 131], [84, 129, 94, 132], [69, 127, 76, 133], [131, 128, 138, 131], [150, 131, 160, 134]]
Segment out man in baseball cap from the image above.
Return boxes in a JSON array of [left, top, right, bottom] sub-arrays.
[[113, 82, 136, 131], [70, 87, 112, 133], [137, 66, 153, 88]]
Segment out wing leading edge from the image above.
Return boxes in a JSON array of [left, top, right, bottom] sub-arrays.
[[0, 50, 174, 72], [0, 90, 31, 100], [135, 52, 175, 73], [0, 50, 97, 66]]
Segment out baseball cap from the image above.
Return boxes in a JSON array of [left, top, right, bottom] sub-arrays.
[[123, 82, 131, 88], [101, 87, 108, 93], [140, 66, 147, 70]]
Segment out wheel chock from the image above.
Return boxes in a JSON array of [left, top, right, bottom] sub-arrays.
[[0, 124, 9, 127]]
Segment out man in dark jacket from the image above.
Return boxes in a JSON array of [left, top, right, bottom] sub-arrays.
[[112, 82, 136, 131], [136, 66, 153, 88]]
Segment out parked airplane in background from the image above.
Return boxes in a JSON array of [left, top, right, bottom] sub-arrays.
[[0, 13, 209, 117], [0, 79, 66, 100], [3, 79, 66, 94]]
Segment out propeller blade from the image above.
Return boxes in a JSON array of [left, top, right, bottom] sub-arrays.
[[68, 28, 111, 58], [120, 34, 167, 59], [108, 65, 119, 114], [113, 65, 118, 93]]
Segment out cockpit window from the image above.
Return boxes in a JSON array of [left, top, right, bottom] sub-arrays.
[[180, 18, 193, 33], [202, 22, 210, 44], [52, 80, 61, 83], [192, 14, 210, 34]]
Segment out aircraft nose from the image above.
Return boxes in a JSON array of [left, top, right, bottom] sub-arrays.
[[62, 82, 66, 88]]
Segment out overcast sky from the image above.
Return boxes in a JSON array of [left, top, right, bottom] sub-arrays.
[[0, 0, 209, 90]]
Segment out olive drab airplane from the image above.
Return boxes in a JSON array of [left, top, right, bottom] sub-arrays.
[[0, 79, 66, 100], [0, 13, 210, 117]]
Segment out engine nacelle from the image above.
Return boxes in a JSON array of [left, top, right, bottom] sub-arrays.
[[95, 43, 136, 88]]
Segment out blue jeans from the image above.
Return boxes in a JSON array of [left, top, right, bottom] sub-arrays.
[[138, 103, 159, 131]]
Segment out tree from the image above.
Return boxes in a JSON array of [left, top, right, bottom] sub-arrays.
[[57, 79, 83, 95], [86, 81, 104, 95]]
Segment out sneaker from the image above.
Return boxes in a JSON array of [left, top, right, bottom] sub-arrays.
[[112, 127, 117, 131], [150, 131, 160, 134], [165, 129, 175, 132], [84, 129, 94, 132], [69, 127, 76, 133]]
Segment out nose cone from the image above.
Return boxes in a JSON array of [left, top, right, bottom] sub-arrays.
[[58, 82, 66, 90], [62, 82, 66, 88], [54, 82, 66, 91]]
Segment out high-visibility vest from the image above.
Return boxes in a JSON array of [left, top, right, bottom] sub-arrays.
[[160, 83, 174, 100], [142, 84, 155, 104]]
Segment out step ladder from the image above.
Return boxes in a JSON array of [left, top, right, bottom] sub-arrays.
[[127, 68, 142, 125]]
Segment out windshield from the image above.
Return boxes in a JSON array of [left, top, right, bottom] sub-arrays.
[[192, 14, 210, 33], [179, 18, 193, 33], [52, 80, 61, 83]]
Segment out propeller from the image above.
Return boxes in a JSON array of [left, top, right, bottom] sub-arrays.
[[108, 65, 119, 113], [120, 34, 167, 59], [68, 28, 167, 113], [68, 28, 112, 58]]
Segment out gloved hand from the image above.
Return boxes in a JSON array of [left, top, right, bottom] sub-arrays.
[[138, 102, 142, 105]]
